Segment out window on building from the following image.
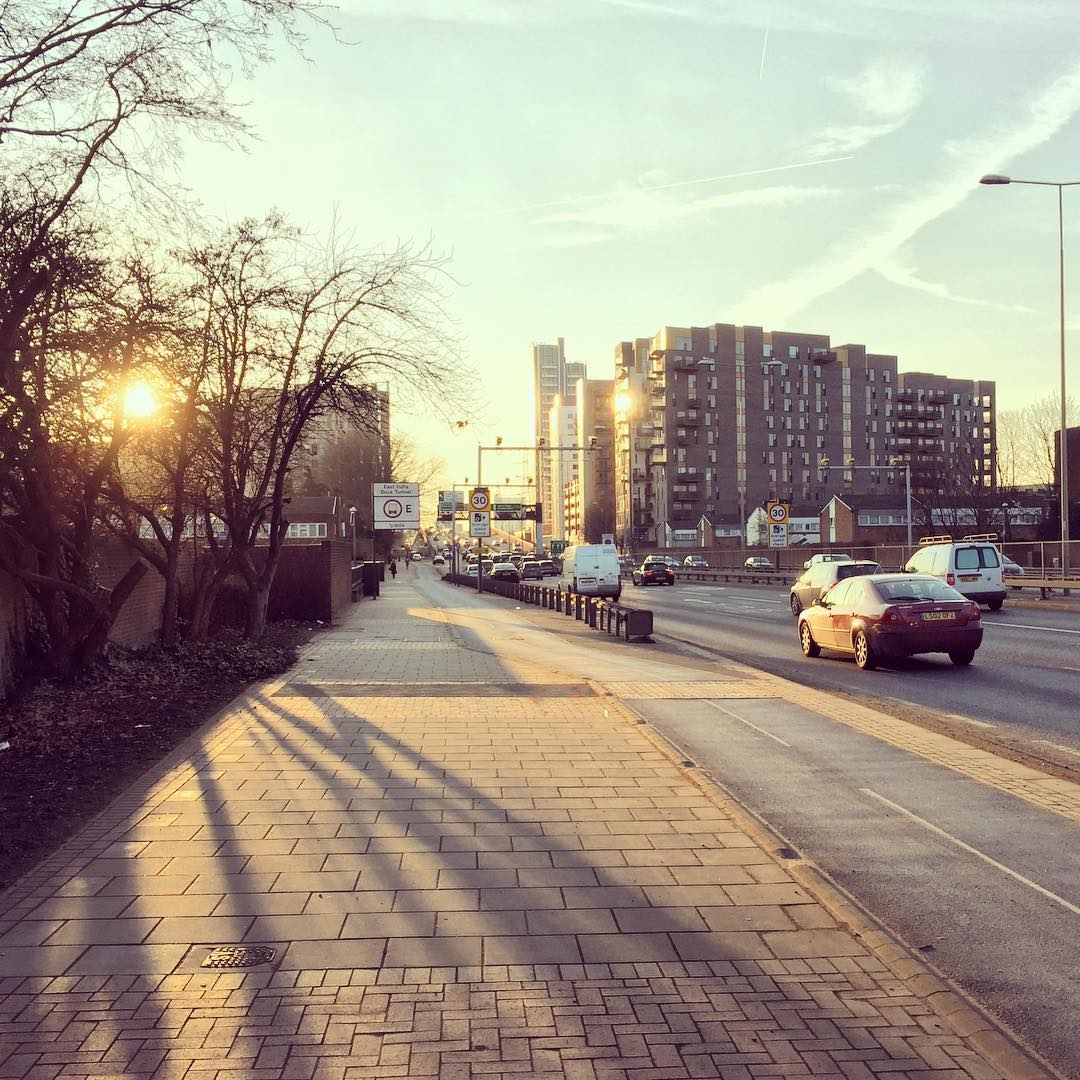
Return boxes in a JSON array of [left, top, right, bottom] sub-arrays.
[[788, 345, 799, 359], [735, 341, 745, 356]]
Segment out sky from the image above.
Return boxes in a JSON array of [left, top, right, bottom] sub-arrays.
[[178, 0, 1080, 493]]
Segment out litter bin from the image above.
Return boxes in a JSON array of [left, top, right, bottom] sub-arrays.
[[362, 561, 381, 598], [378, 563, 385, 582]]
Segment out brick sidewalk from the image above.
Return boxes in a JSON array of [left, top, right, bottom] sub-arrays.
[[0, 577, 1030, 1077]]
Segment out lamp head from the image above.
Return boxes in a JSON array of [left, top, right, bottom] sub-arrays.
[[980, 174, 1011, 185]]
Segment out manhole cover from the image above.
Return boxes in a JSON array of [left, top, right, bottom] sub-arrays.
[[202, 945, 276, 969]]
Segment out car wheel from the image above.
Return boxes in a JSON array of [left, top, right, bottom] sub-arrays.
[[789, 594, 802, 617], [799, 621, 820, 658], [853, 630, 877, 670], [987, 599, 1003, 612], [949, 649, 975, 666]]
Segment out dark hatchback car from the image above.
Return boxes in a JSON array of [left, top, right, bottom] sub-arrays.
[[797, 573, 983, 670], [633, 558, 675, 586], [519, 559, 543, 580], [789, 559, 883, 616], [489, 561, 521, 583]]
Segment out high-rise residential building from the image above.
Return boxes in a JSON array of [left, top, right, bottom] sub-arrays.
[[571, 377, 614, 544], [547, 396, 579, 542], [613, 323, 996, 546], [531, 339, 587, 533]]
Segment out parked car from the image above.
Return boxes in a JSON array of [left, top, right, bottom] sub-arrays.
[[490, 561, 521, 582], [561, 544, 622, 599], [507, 553, 524, 567], [519, 559, 543, 580], [903, 536, 1006, 610], [789, 560, 882, 616], [683, 555, 710, 568], [618, 554, 635, 573], [797, 573, 983, 669], [633, 557, 675, 586], [745, 556, 774, 570], [412, 552, 422, 561], [664, 556, 680, 570], [802, 552, 853, 570], [538, 559, 557, 577], [432, 555, 445, 568]]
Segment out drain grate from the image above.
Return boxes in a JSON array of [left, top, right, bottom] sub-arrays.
[[201, 945, 276, 969]]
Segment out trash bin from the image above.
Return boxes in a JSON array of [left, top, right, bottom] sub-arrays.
[[362, 561, 380, 598], [378, 563, 385, 582]]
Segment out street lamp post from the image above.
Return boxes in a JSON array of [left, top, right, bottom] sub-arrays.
[[980, 173, 1076, 574], [819, 457, 913, 549], [348, 505, 357, 563]]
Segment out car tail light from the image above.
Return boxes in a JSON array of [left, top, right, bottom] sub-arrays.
[[968, 603, 981, 620], [946, 572, 955, 586], [880, 606, 903, 625]]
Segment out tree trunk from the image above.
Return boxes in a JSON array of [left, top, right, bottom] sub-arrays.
[[160, 550, 180, 646], [244, 580, 271, 641]]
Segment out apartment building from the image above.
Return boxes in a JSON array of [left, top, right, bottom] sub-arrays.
[[613, 323, 996, 546], [531, 340, 586, 531], [547, 397, 579, 543], [567, 377, 614, 544]]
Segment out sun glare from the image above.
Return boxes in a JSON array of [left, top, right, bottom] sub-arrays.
[[123, 380, 158, 420]]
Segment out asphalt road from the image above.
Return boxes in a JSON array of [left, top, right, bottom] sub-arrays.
[[633, 694, 1080, 1079], [621, 578, 1080, 771]]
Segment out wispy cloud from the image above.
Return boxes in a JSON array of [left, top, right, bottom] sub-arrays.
[[876, 250, 1035, 313], [804, 56, 926, 158], [536, 184, 839, 237], [739, 62, 1080, 324], [474, 155, 853, 221]]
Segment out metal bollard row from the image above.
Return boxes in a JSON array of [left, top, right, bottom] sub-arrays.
[[441, 575, 654, 643]]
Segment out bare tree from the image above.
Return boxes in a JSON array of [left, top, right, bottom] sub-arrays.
[[997, 394, 1079, 488], [0, 207, 170, 674], [190, 216, 465, 640]]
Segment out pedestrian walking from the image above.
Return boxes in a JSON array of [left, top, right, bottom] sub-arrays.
[[389, 559, 397, 580]]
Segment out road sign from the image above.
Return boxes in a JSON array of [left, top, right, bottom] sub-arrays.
[[767, 501, 789, 525], [601, 533, 615, 546], [769, 522, 788, 548], [373, 482, 420, 530], [549, 539, 567, 556], [438, 490, 464, 510], [469, 511, 491, 538], [493, 502, 522, 515], [469, 487, 490, 512]]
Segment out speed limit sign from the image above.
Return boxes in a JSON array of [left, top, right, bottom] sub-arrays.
[[470, 487, 490, 512], [767, 501, 789, 525]]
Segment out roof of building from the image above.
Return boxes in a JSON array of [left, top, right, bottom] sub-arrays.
[[822, 493, 907, 513], [286, 495, 340, 517]]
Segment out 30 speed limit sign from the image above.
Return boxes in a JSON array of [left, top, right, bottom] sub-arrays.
[[469, 487, 490, 512], [766, 501, 789, 525]]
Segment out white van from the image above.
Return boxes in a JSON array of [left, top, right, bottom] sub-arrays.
[[903, 535, 1006, 610], [561, 544, 622, 600]]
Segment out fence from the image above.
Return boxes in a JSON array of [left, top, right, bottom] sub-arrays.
[[442, 573, 654, 642], [636, 539, 1080, 576]]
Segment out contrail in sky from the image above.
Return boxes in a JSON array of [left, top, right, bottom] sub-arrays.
[[478, 155, 854, 219], [759, 29, 769, 80]]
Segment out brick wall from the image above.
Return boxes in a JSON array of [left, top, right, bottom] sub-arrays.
[[92, 538, 164, 649], [326, 542, 353, 621]]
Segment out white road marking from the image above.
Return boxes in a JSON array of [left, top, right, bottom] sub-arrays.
[[992, 621, 1080, 635], [684, 599, 715, 605], [706, 701, 792, 747], [860, 788, 1080, 916]]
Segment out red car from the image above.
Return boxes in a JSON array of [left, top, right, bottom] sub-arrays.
[[633, 558, 675, 586], [797, 573, 983, 669]]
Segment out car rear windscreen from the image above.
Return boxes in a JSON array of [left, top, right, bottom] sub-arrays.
[[876, 579, 964, 602], [837, 563, 882, 581]]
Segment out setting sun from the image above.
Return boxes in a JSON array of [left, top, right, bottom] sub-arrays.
[[122, 379, 158, 420]]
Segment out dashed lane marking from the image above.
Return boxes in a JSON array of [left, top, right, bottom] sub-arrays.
[[861, 788, 1080, 916], [706, 700, 792, 747], [992, 621, 1080, 635]]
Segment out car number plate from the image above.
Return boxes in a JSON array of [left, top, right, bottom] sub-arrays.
[[921, 611, 955, 621], [959, 574, 980, 582]]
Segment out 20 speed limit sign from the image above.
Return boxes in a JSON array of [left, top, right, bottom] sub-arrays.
[[469, 487, 490, 512], [766, 501, 789, 525]]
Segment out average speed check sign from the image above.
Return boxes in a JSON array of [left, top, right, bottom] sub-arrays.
[[469, 511, 491, 538]]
